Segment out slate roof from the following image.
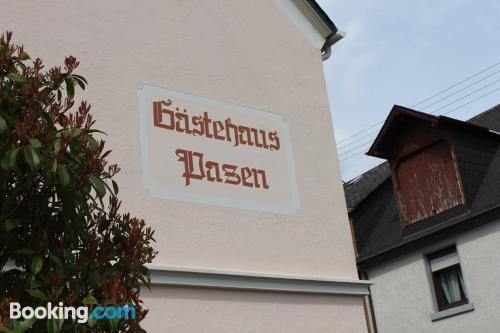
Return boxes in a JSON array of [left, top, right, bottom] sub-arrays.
[[345, 104, 500, 265], [344, 162, 390, 211]]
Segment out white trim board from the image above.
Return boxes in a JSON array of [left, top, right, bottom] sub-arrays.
[[148, 266, 372, 296], [273, 0, 327, 49]]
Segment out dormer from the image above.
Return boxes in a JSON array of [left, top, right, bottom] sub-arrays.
[[367, 106, 499, 228]]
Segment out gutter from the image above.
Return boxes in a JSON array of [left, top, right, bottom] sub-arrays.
[[293, 0, 346, 61], [321, 30, 346, 61]]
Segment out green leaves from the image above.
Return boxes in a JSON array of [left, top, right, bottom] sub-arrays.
[[90, 175, 106, 198], [23, 145, 40, 170], [68, 128, 81, 138], [112, 179, 119, 195], [50, 158, 57, 173], [49, 254, 63, 270], [1, 148, 20, 170], [23, 139, 43, 170], [0, 115, 7, 135], [4, 218, 20, 231], [107, 315, 119, 332], [6, 73, 26, 82], [29, 138, 42, 149], [31, 256, 43, 275], [71, 74, 87, 90], [83, 295, 98, 305], [46, 318, 64, 333], [9, 149, 19, 169], [26, 289, 48, 301], [10, 317, 37, 333], [15, 249, 36, 255], [57, 165, 70, 188], [85, 133, 98, 150], [0, 142, 42, 171], [65, 78, 74, 100], [53, 139, 61, 155]]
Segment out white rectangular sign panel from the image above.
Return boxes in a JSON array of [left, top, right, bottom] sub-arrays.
[[138, 85, 299, 214]]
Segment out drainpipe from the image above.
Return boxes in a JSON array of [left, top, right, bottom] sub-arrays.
[[321, 30, 346, 61], [359, 271, 378, 333]]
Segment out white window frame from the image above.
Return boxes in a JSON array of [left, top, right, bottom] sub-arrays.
[[423, 243, 474, 321]]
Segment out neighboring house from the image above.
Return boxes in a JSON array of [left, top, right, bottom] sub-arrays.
[[345, 104, 500, 333]]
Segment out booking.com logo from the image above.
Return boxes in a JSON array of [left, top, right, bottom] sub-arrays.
[[9, 302, 136, 323]]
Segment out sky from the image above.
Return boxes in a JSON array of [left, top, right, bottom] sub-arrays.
[[317, 0, 500, 181]]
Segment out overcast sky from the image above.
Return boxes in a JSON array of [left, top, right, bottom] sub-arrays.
[[318, 0, 500, 181]]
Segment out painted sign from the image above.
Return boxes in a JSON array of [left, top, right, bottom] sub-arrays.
[[138, 85, 299, 214]]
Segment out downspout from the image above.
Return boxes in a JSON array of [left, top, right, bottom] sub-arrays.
[[359, 271, 378, 333], [321, 30, 346, 61]]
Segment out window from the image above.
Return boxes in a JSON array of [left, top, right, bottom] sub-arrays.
[[428, 246, 469, 312]]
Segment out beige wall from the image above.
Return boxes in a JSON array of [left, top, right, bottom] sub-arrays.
[[144, 287, 366, 332], [1, 1, 365, 331]]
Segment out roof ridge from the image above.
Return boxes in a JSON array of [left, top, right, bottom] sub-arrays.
[[468, 103, 500, 124], [344, 104, 500, 209]]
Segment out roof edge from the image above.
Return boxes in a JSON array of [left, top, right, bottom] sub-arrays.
[[367, 105, 441, 159], [357, 203, 500, 268], [275, 0, 343, 60], [293, 0, 345, 59], [367, 105, 499, 159], [293, 0, 338, 38]]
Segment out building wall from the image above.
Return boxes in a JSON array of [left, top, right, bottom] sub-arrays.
[[1, 1, 366, 331], [144, 287, 365, 333], [366, 219, 500, 333]]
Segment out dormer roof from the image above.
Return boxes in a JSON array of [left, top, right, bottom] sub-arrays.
[[367, 105, 495, 160], [345, 104, 500, 267]]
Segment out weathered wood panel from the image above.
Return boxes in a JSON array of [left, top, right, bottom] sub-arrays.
[[395, 141, 465, 225]]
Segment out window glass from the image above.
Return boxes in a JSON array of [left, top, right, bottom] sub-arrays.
[[428, 246, 469, 311]]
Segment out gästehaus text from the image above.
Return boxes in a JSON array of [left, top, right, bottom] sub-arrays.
[[153, 100, 280, 151]]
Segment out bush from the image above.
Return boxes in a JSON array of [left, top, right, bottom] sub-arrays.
[[0, 31, 157, 332]]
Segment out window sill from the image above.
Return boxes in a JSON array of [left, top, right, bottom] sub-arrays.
[[430, 303, 474, 322]]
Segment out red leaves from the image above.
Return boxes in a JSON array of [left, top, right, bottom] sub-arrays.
[[64, 56, 79, 74], [0, 298, 13, 327], [0, 31, 156, 332]]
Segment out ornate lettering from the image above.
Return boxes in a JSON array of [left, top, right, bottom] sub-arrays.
[[175, 149, 270, 190], [152, 100, 281, 151], [175, 149, 205, 186]]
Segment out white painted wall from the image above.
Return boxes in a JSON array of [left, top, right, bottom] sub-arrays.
[[367, 220, 500, 333], [1, 1, 365, 332]]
